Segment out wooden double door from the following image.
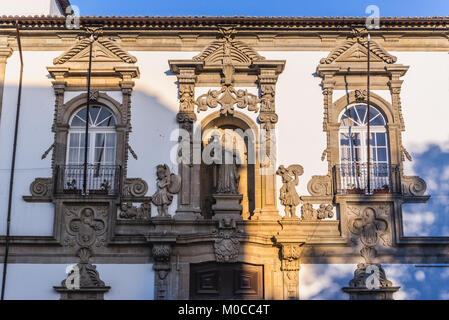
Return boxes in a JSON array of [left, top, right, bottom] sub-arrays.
[[190, 262, 264, 300]]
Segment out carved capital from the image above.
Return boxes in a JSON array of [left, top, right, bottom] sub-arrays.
[[257, 112, 278, 130], [280, 244, 303, 271]]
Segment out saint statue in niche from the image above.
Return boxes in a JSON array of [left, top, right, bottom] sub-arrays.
[[216, 149, 240, 194], [208, 129, 241, 195], [152, 164, 181, 217]]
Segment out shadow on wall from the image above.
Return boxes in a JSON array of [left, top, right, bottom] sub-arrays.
[[402, 143, 449, 236]]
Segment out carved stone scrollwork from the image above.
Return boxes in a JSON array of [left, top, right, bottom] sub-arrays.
[[29, 178, 53, 198], [152, 243, 172, 300], [195, 86, 259, 116], [118, 202, 151, 220], [307, 175, 332, 197], [122, 178, 148, 197], [402, 176, 427, 196]]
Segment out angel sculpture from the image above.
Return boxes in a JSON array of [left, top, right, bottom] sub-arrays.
[[151, 164, 181, 217], [276, 164, 304, 219]]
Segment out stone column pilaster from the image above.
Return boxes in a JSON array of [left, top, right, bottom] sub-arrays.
[[321, 75, 336, 173], [253, 67, 281, 220], [174, 67, 202, 220], [50, 71, 67, 175], [0, 41, 13, 124]]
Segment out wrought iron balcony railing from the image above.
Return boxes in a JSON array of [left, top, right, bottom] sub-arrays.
[[332, 163, 401, 195], [54, 164, 121, 196]]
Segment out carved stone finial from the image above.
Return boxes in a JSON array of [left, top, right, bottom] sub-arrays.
[[277, 165, 303, 219], [54, 247, 110, 300]]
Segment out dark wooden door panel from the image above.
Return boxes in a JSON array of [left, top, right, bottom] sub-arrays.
[[190, 262, 264, 300]]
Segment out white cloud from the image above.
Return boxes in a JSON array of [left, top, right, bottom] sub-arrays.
[[402, 211, 436, 236]]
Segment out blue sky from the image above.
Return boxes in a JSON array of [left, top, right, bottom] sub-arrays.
[[69, 0, 449, 17]]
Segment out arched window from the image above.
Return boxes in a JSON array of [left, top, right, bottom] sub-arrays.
[[338, 104, 390, 192], [67, 106, 117, 165]]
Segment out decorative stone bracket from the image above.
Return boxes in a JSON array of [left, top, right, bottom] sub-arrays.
[[146, 235, 177, 300], [213, 217, 243, 263], [279, 243, 304, 300]]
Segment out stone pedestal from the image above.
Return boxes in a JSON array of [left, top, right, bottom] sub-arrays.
[[342, 287, 400, 300], [212, 193, 243, 220], [54, 286, 110, 300]]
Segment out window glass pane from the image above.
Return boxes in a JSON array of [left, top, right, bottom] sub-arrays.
[[340, 133, 349, 146], [106, 133, 116, 147], [69, 133, 79, 147], [94, 148, 103, 164], [96, 108, 116, 127], [352, 133, 361, 146], [71, 116, 84, 127], [105, 149, 115, 163], [79, 133, 86, 147], [376, 133, 386, 146], [79, 148, 85, 163], [377, 148, 387, 162], [95, 133, 106, 148], [68, 148, 79, 164], [356, 105, 367, 124], [90, 106, 101, 125], [368, 133, 375, 146]]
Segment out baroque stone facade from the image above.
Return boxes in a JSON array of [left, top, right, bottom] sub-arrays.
[[0, 15, 448, 300]]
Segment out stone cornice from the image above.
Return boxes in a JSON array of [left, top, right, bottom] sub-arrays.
[[0, 16, 447, 30]]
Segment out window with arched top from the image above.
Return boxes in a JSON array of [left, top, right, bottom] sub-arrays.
[[338, 104, 391, 193], [67, 106, 117, 165], [62, 106, 118, 195]]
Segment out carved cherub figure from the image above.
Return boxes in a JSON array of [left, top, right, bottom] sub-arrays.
[[151, 164, 181, 217], [276, 164, 304, 218]]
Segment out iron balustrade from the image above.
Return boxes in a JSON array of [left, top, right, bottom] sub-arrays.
[[55, 164, 121, 196], [332, 163, 401, 195]]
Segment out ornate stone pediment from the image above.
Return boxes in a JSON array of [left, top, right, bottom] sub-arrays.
[[193, 27, 265, 65], [320, 38, 397, 65], [53, 37, 137, 65], [48, 32, 139, 90]]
